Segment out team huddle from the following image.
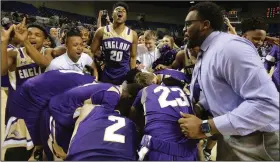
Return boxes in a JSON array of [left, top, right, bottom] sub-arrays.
[[3, 68, 198, 161]]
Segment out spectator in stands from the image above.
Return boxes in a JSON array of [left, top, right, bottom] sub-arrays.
[[77, 26, 93, 57], [152, 35, 178, 69], [43, 35, 56, 48], [46, 27, 98, 79], [50, 27, 61, 46], [136, 30, 160, 72], [138, 33, 145, 44]]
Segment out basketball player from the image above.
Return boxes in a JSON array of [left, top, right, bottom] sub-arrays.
[[91, 2, 138, 85], [1, 24, 16, 93], [3, 19, 58, 136], [42, 82, 142, 160], [265, 44, 280, 92], [129, 77, 198, 161], [66, 92, 139, 160], [3, 70, 95, 160], [155, 46, 199, 84], [5, 18, 54, 89]]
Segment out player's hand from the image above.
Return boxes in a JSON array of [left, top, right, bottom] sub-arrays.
[[1, 24, 15, 42], [224, 17, 230, 26], [83, 47, 91, 53], [14, 17, 28, 42], [137, 64, 145, 70], [154, 64, 167, 71], [178, 112, 206, 139], [265, 36, 280, 46], [98, 10, 103, 18]]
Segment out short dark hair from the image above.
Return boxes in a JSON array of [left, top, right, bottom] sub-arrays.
[[162, 77, 185, 89], [113, 1, 129, 13], [125, 68, 141, 84], [126, 83, 144, 98], [66, 27, 81, 42], [189, 2, 224, 31], [241, 17, 268, 34], [47, 34, 56, 48], [27, 24, 48, 38]]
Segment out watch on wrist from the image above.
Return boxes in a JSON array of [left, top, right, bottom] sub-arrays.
[[201, 120, 212, 137]]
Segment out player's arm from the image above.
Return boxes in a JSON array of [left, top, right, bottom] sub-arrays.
[[43, 48, 55, 61], [91, 27, 103, 57], [14, 18, 52, 68], [1, 41, 9, 75], [51, 45, 67, 58], [1, 25, 15, 75], [265, 36, 280, 46], [129, 89, 145, 136], [130, 30, 138, 69], [264, 46, 278, 73], [90, 60, 99, 81], [23, 40, 53, 68], [154, 50, 185, 71]]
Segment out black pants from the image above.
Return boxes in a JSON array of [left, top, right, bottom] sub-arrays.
[[5, 147, 33, 161]]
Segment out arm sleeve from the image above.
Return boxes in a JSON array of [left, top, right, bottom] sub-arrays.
[[213, 39, 279, 136]]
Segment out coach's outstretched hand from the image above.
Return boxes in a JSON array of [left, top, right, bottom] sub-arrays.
[[178, 112, 206, 139]]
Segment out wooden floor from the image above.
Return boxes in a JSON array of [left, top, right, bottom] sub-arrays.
[[1, 89, 7, 160]]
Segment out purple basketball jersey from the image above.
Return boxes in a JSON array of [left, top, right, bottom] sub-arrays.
[[154, 69, 190, 84], [101, 25, 133, 84], [265, 45, 280, 91], [6, 70, 95, 145], [133, 84, 198, 160], [66, 106, 138, 161], [49, 82, 120, 128]]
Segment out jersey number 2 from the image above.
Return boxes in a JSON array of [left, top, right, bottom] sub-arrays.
[[154, 86, 190, 108], [110, 51, 123, 62], [103, 115, 125, 143]]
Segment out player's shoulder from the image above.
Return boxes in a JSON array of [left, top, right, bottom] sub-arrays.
[[95, 26, 105, 37], [128, 27, 137, 37], [80, 52, 93, 60]]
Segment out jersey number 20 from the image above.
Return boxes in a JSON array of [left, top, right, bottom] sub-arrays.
[[110, 51, 123, 62], [104, 115, 125, 143], [154, 86, 190, 108]]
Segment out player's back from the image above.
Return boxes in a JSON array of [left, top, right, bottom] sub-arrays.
[[142, 84, 194, 143], [154, 69, 190, 84], [7, 70, 95, 145], [101, 25, 133, 82], [41, 83, 122, 160], [49, 82, 120, 128], [66, 105, 138, 161], [136, 84, 198, 160]]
